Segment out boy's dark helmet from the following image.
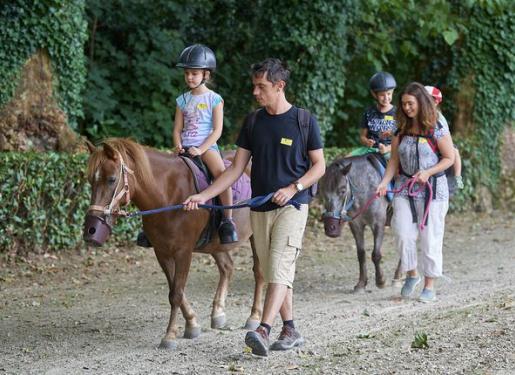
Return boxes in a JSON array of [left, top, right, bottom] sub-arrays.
[[369, 72, 396, 92], [176, 44, 216, 70]]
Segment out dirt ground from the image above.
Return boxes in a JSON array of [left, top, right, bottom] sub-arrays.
[[1, 211, 514, 375]]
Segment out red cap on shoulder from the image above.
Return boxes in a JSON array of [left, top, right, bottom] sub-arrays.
[[424, 86, 443, 105]]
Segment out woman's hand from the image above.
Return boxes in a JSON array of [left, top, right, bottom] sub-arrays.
[[188, 146, 202, 157], [414, 170, 430, 184], [272, 185, 297, 206], [183, 193, 207, 210], [376, 181, 389, 197]]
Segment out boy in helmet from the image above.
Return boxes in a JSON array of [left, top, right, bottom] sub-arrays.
[[351, 71, 398, 159], [424, 85, 464, 190]]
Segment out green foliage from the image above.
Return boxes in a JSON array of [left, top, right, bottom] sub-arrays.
[[82, 0, 189, 145], [0, 0, 88, 127], [411, 332, 429, 349], [82, 0, 353, 144], [0, 152, 139, 254], [447, 1, 515, 206], [330, 0, 460, 146]]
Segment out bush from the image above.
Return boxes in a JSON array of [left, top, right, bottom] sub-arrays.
[[0, 152, 140, 254]]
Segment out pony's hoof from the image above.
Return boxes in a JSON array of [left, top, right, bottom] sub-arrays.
[[353, 285, 366, 294], [211, 314, 226, 329], [243, 319, 260, 330], [184, 325, 201, 339], [159, 339, 177, 350], [392, 278, 403, 288], [376, 280, 387, 289]]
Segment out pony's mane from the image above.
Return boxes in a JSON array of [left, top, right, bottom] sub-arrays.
[[87, 138, 156, 189], [323, 161, 346, 190]]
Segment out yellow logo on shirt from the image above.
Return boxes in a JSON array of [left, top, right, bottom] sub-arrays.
[[280, 138, 293, 146], [419, 138, 428, 144], [197, 103, 208, 110], [384, 115, 394, 121]]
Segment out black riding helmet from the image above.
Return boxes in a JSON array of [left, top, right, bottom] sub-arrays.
[[176, 44, 216, 70], [369, 71, 396, 92]]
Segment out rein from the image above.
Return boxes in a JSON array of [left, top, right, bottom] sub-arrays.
[[117, 192, 301, 218], [88, 152, 301, 218]]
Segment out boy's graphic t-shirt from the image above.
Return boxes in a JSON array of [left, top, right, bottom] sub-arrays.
[[360, 105, 397, 147], [176, 90, 223, 147]]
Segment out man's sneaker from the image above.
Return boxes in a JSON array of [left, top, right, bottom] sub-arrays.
[[270, 325, 305, 351], [244, 326, 269, 357], [401, 276, 421, 298], [218, 218, 238, 244], [418, 288, 437, 303]]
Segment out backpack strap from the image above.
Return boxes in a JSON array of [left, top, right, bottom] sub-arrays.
[[297, 107, 311, 161], [247, 108, 263, 141]]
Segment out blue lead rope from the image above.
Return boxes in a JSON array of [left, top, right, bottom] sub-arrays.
[[125, 192, 301, 218]]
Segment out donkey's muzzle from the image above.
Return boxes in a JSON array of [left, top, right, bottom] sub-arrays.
[[323, 215, 342, 238], [83, 214, 112, 246]]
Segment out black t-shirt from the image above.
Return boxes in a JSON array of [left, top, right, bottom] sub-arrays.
[[360, 105, 397, 146], [236, 106, 323, 212]]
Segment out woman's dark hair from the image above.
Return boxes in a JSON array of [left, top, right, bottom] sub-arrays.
[[251, 58, 290, 85], [396, 82, 437, 134]]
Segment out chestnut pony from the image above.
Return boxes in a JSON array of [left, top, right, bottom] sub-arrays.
[[83, 138, 264, 349]]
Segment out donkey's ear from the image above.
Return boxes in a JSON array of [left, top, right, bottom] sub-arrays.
[[102, 143, 117, 160], [338, 162, 352, 175], [85, 139, 96, 154]]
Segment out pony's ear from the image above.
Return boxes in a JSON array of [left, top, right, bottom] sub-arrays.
[[85, 139, 96, 154], [102, 143, 117, 160], [338, 162, 352, 175]]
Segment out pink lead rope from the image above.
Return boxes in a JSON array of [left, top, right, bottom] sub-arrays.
[[350, 177, 433, 231]]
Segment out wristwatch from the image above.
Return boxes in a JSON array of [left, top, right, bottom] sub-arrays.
[[293, 181, 304, 192]]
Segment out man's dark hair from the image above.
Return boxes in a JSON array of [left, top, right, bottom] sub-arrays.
[[251, 58, 290, 85]]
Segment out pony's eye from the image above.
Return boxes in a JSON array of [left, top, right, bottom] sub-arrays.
[[107, 176, 117, 185]]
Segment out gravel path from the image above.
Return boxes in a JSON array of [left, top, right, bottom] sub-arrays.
[[1, 211, 513, 374]]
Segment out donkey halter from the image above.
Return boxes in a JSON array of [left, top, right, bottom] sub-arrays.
[[88, 150, 134, 216], [322, 176, 353, 223]]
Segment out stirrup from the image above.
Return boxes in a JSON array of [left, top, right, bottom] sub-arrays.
[[218, 218, 238, 244]]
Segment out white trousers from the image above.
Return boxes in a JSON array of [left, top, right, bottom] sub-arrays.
[[392, 197, 449, 278]]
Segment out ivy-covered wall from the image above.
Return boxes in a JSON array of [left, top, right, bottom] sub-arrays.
[[447, 2, 515, 206], [0, 0, 87, 128]]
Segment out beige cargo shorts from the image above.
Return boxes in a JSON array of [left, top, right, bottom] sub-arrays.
[[250, 204, 309, 288]]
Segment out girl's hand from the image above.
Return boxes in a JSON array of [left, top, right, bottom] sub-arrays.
[[376, 181, 388, 197], [365, 138, 375, 148], [188, 147, 202, 157], [175, 144, 185, 154], [183, 194, 207, 210], [272, 185, 297, 206], [414, 170, 430, 184]]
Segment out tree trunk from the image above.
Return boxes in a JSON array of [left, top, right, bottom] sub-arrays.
[[0, 49, 83, 152]]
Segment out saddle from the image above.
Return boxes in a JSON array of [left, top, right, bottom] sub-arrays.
[[180, 153, 251, 249]]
